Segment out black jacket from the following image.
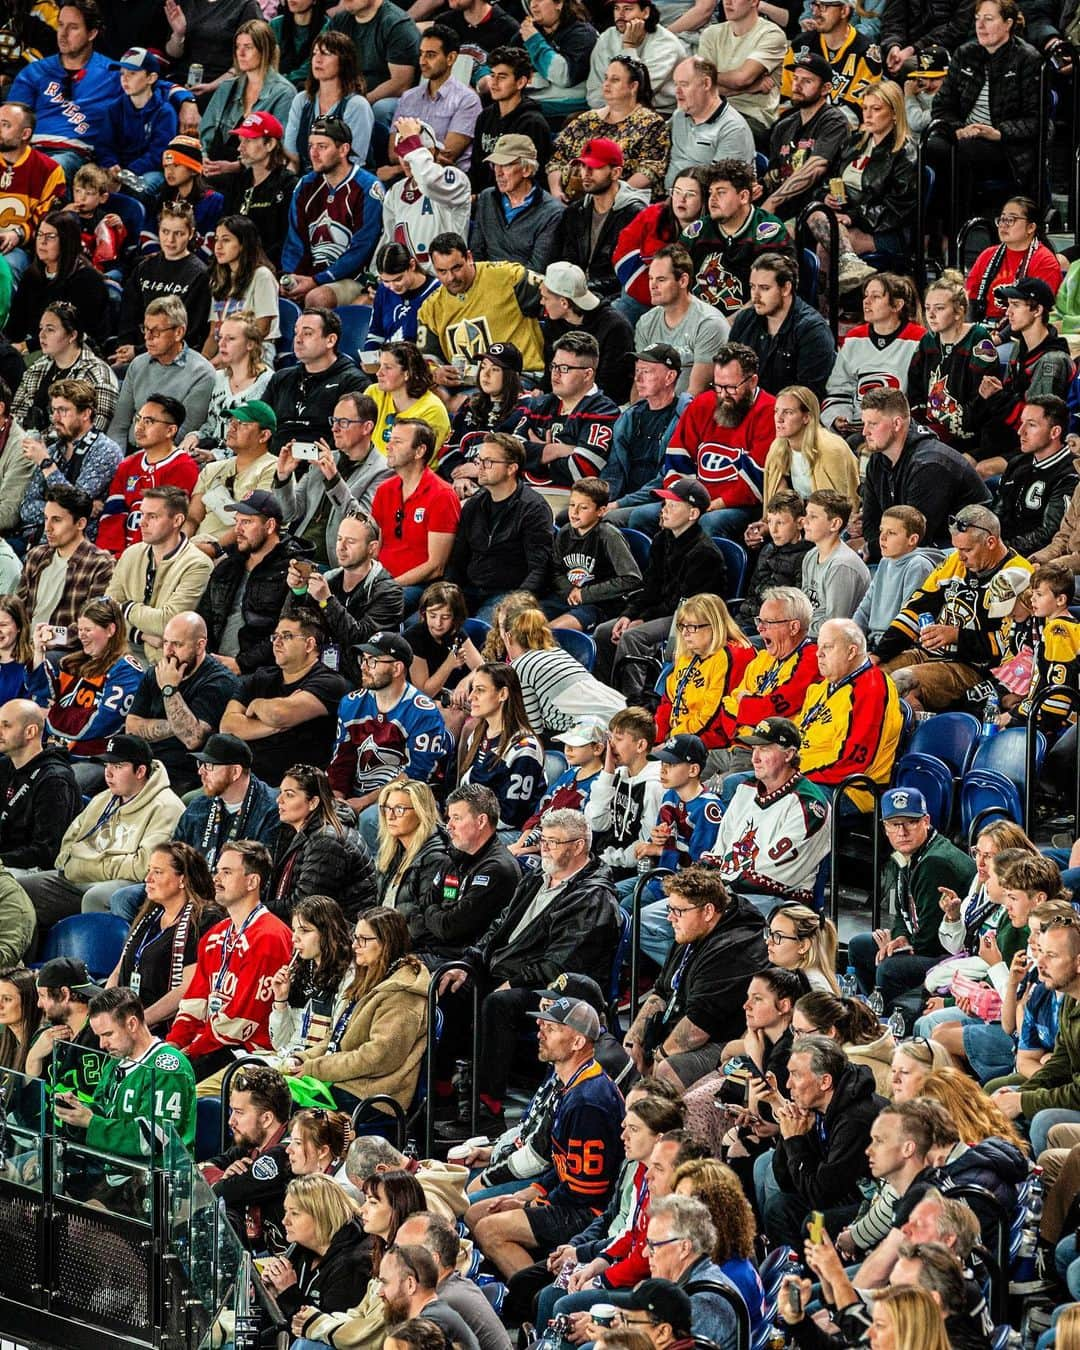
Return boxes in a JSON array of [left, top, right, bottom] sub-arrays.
[[903, 1136, 1029, 1254], [880, 0, 973, 59], [739, 539, 814, 627], [930, 35, 1043, 187], [994, 444, 1080, 555], [0, 745, 82, 869], [542, 302, 636, 405], [322, 562, 405, 685], [729, 297, 836, 399], [264, 354, 369, 450], [222, 164, 299, 267], [277, 1218, 369, 1320], [197, 534, 314, 674], [831, 132, 919, 240], [207, 1128, 293, 1255], [772, 1062, 886, 1207], [448, 480, 554, 600], [553, 191, 646, 303], [418, 834, 521, 960], [269, 818, 378, 922], [469, 856, 620, 990], [626, 522, 727, 623], [861, 423, 991, 561], [378, 827, 451, 928], [976, 327, 1075, 459]]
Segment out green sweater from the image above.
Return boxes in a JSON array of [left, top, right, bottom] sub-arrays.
[[886, 830, 978, 957], [1021, 995, 1080, 1117]]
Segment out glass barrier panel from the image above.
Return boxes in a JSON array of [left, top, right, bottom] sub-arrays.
[[0, 1066, 46, 1192]]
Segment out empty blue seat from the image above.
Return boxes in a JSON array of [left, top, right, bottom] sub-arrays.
[[714, 537, 748, 600], [461, 617, 490, 647], [909, 711, 981, 777], [621, 528, 651, 574], [893, 752, 953, 833], [336, 305, 372, 363], [34, 913, 129, 983], [553, 627, 597, 671], [544, 748, 568, 786]]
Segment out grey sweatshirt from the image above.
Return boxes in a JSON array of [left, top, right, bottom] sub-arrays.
[[802, 540, 871, 637], [854, 547, 942, 648]]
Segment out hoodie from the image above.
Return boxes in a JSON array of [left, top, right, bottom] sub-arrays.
[[586, 761, 665, 873], [264, 354, 369, 452], [274, 1218, 369, 1320], [56, 760, 185, 884], [772, 1062, 886, 1208], [901, 1137, 1029, 1256], [0, 745, 82, 870], [98, 82, 178, 177], [854, 547, 942, 650], [552, 181, 652, 303]]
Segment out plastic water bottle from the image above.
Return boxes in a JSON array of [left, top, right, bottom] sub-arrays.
[[839, 966, 858, 998], [982, 691, 1000, 739], [868, 988, 885, 1016], [888, 1008, 907, 1039]]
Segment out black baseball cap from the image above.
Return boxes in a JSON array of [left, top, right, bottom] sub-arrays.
[[792, 49, 833, 82], [624, 1280, 693, 1334], [651, 733, 707, 768], [192, 733, 253, 769], [536, 972, 607, 1018], [310, 115, 352, 145], [738, 717, 801, 750], [481, 341, 523, 373], [633, 343, 682, 373], [36, 957, 104, 1000], [654, 476, 710, 514], [995, 277, 1056, 312], [226, 489, 285, 524], [96, 733, 152, 768], [357, 631, 414, 665]]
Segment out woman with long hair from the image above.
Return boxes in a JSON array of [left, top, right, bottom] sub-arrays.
[[613, 168, 712, 318], [868, 1285, 950, 1350], [6, 212, 110, 349], [204, 215, 279, 364], [270, 764, 378, 922], [12, 301, 119, 433], [439, 344, 529, 492], [753, 387, 860, 545], [793, 991, 897, 1095], [763, 903, 839, 993], [547, 55, 668, 201], [655, 593, 755, 747], [261, 1172, 367, 1321], [818, 81, 918, 288], [458, 663, 546, 831], [918, 1064, 1029, 1151], [269, 893, 356, 1060], [673, 1158, 764, 1333], [521, 0, 599, 118], [270, 0, 334, 87], [366, 342, 451, 458], [285, 1107, 355, 1181], [501, 607, 626, 735], [362, 244, 440, 374], [821, 274, 925, 435], [183, 312, 274, 461], [375, 780, 449, 924], [964, 194, 1061, 331], [0, 594, 33, 703], [27, 597, 142, 783], [0, 966, 41, 1072], [287, 908, 430, 1113], [108, 842, 219, 1029], [284, 28, 372, 174], [200, 20, 296, 182]]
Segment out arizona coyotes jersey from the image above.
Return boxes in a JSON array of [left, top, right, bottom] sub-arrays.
[[681, 206, 790, 314], [328, 684, 450, 799]]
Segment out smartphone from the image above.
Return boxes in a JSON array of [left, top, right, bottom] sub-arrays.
[[808, 1211, 825, 1245], [47, 626, 68, 643], [292, 442, 321, 462], [786, 1282, 803, 1317]]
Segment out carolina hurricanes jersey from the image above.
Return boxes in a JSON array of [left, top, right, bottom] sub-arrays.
[[96, 446, 200, 556], [702, 772, 830, 903], [327, 683, 450, 799], [168, 907, 292, 1062], [664, 387, 777, 510], [820, 322, 926, 427]]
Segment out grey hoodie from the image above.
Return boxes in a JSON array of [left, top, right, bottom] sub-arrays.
[[275, 447, 392, 562], [855, 547, 945, 648]]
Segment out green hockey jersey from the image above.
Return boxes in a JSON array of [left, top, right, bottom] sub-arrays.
[[85, 1040, 197, 1156]]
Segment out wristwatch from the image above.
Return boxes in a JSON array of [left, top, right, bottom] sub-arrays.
[[41, 456, 55, 471], [161, 684, 178, 698]]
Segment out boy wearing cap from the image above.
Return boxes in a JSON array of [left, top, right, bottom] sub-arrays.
[[538, 262, 635, 407], [98, 48, 177, 198], [510, 717, 608, 858], [469, 133, 564, 273], [188, 402, 279, 553], [150, 135, 225, 253]]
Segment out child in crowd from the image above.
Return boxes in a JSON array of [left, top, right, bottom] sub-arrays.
[[141, 135, 224, 258], [64, 164, 127, 272], [996, 562, 1080, 735], [856, 506, 938, 651], [585, 705, 664, 883], [509, 715, 607, 861], [738, 491, 811, 631], [545, 476, 643, 632], [801, 489, 870, 637], [99, 47, 177, 200]]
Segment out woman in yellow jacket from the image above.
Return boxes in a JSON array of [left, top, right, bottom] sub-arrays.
[[750, 386, 861, 547], [365, 341, 451, 458], [655, 593, 755, 752]]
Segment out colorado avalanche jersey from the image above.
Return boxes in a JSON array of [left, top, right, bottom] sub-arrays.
[[460, 730, 546, 829], [281, 164, 384, 284], [656, 787, 725, 870], [328, 683, 450, 798]]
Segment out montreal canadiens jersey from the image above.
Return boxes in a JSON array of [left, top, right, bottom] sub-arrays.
[[96, 446, 199, 556], [328, 683, 451, 798]]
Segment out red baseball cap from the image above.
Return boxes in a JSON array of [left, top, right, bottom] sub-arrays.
[[230, 111, 284, 139], [574, 137, 623, 169]]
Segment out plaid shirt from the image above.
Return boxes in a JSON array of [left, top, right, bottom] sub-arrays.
[[11, 347, 119, 433], [18, 537, 115, 639]]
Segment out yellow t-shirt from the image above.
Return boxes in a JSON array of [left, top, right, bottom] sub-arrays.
[[365, 384, 452, 457]]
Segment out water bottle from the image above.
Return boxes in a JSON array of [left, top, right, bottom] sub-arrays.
[[839, 966, 858, 998], [888, 1008, 907, 1039], [868, 988, 884, 1016], [637, 855, 652, 875], [982, 691, 1000, 739]]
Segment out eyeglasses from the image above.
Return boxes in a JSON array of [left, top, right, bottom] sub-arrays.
[[765, 929, 799, 944], [883, 817, 920, 830], [353, 932, 378, 945], [713, 375, 751, 395], [142, 324, 178, 337], [645, 1235, 685, 1251], [666, 903, 701, 918], [270, 631, 304, 644], [676, 621, 711, 633], [475, 457, 512, 469], [613, 1314, 656, 1328], [330, 416, 365, 428], [37, 230, 59, 242], [947, 513, 991, 534], [996, 214, 1029, 226], [755, 616, 793, 629], [550, 362, 593, 375], [539, 836, 581, 849], [378, 803, 415, 817], [970, 846, 994, 862], [361, 654, 395, 667]]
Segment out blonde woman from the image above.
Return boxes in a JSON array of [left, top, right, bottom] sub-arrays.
[[867, 1285, 950, 1350], [907, 270, 998, 454], [200, 20, 296, 182], [655, 593, 754, 749], [764, 903, 839, 993], [919, 1065, 1029, 1152], [260, 1172, 367, 1320], [182, 312, 274, 462], [502, 607, 626, 735], [374, 780, 448, 922], [751, 386, 859, 547]]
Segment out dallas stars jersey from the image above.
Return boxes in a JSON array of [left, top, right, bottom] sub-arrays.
[[417, 259, 546, 376], [327, 683, 450, 799], [782, 28, 882, 121], [85, 1040, 197, 1157], [681, 206, 791, 314], [797, 662, 903, 811], [702, 771, 830, 904], [874, 549, 1034, 670]]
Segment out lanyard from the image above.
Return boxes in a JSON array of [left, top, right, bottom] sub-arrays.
[[662, 946, 694, 1024], [671, 655, 701, 723], [801, 660, 870, 729], [215, 905, 264, 992], [325, 997, 358, 1054]]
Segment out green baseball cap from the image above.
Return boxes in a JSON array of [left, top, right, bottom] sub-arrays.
[[229, 400, 277, 431]]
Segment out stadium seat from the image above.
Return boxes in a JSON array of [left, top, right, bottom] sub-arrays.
[[277, 297, 301, 366], [461, 617, 490, 647], [34, 913, 129, 983], [961, 771, 1024, 838], [553, 627, 597, 671], [478, 1279, 507, 1315], [621, 528, 652, 575], [544, 748, 568, 786], [892, 752, 954, 833], [195, 1097, 222, 1163], [798, 248, 819, 306], [960, 727, 1046, 834], [908, 711, 981, 778], [109, 192, 146, 250], [608, 907, 633, 1033], [714, 537, 748, 601]]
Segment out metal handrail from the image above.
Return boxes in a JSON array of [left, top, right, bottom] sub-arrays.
[[828, 775, 886, 930], [1024, 684, 1080, 830], [425, 958, 480, 1157], [685, 1278, 751, 1350], [628, 866, 675, 1025], [920, 118, 957, 261], [794, 202, 839, 343]]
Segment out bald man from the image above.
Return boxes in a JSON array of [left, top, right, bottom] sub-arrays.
[[0, 699, 82, 869], [126, 613, 241, 792]]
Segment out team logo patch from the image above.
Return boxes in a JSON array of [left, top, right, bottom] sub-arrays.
[[756, 220, 782, 241], [153, 1052, 182, 1072], [252, 1156, 279, 1180], [684, 219, 703, 240], [890, 791, 912, 810], [704, 801, 724, 824], [473, 875, 490, 885]]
